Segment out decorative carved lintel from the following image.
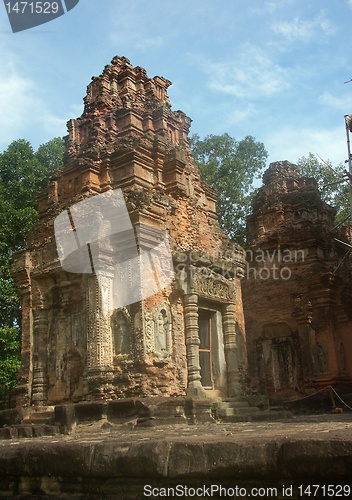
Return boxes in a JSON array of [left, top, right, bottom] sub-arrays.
[[176, 264, 236, 303]]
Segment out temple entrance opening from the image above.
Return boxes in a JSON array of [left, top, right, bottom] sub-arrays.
[[199, 310, 213, 389], [198, 306, 227, 396]]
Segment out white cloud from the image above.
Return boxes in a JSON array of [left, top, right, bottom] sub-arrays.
[[319, 92, 351, 113], [110, 29, 164, 53], [225, 104, 257, 126], [251, 0, 293, 15], [135, 36, 164, 51], [0, 61, 32, 129], [265, 126, 347, 166], [108, 2, 167, 53], [202, 45, 290, 99], [40, 114, 67, 138], [271, 13, 336, 42], [0, 55, 67, 151]]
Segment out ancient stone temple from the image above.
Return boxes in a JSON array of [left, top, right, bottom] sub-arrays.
[[11, 56, 246, 409], [242, 161, 352, 400]]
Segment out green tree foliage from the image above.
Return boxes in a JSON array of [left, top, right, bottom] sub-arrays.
[[0, 326, 21, 401], [190, 133, 268, 244], [36, 136, 65, 174], [0, 137, 64, 402], [297, 153, 350, 226]]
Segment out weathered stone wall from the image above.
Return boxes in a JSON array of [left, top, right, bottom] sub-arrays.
[[11, 57, 246, 407], [243, 161, 352, 400]]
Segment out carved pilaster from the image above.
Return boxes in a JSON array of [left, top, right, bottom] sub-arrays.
[[222, 303, 241, 397], [184, 294, 205, 398], [292, 296, 315, 386], [87, 275, 113, 371], [31, 308, 49, 405], [31, 362, 47, 406], [85, 272, 115, 400], [11, 286, 32, 407], [10, 251, 32, 407]]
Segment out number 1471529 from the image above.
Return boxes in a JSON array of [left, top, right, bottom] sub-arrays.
[[5, 2, 60, 14], [298, 485, 351, 497]]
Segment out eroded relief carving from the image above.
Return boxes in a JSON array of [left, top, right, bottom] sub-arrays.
[[192, 269, 236, 303], [111, 308, 131, 360], [153, 303, 172, 362], [312, 342, 329, 375]]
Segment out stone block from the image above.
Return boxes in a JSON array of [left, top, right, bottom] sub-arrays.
[[0, 408, 23, 427]]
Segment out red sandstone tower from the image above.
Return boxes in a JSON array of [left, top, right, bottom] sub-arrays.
[[11, 57, 247, 409], [243, 161, 352, 401]]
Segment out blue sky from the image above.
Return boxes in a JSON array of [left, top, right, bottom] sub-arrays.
[[1, 0, 352, 167]]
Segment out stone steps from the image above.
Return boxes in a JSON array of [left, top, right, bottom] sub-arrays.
[[214, 395, 292, 422], [218, 406, 262, 417], [0, 406, 59, 440], [218, 401, 251, 409], [220, 409, 293, 423], [0, 424, 60, 440], [22, 406, 55, 425]]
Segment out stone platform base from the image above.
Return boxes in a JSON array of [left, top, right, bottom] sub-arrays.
[[0, 415, 352, 498], [0, 397, 291, 440], [0, 398, 210, 439]]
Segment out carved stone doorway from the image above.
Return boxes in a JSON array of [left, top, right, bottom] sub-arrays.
[[199, 310, 214, 389], [197, 307, 227, 395]]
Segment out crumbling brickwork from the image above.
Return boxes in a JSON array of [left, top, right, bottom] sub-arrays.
[[11, 57, 246, 407], [243, 161, 352, 400]]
